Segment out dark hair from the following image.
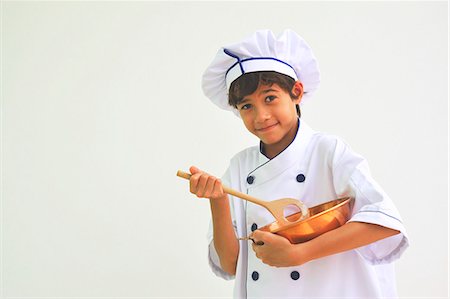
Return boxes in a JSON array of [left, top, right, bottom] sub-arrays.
[[228, 71, 301, 117]]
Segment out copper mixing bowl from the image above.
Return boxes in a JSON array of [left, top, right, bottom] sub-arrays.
[[259, 197, 354, 244]]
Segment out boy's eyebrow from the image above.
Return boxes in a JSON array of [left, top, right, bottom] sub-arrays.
[[238, 98, 250, 105], [240, 88, 280, 103], [259, 88, 278, 94]]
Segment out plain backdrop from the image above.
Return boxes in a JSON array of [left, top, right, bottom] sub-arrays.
[[1, 1, 448, 298]]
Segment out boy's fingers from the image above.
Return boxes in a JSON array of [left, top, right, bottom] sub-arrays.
[[212, 179, 224, 198], [189, 171, 204, 194], [203, 176, 216, 198], [187, 167, 223, 199], [189, 173, 200, 194], [196, 173, 210, 197]]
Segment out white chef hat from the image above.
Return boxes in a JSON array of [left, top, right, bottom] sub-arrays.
[[202, 29, 320, 116]]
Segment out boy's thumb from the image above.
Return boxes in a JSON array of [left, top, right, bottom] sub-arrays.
[[189, 166, 201, 175], [251, 230, 265, 246]]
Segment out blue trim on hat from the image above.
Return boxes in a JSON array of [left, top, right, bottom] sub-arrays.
[[223, 49, 245, 74], [225, 56, 297, 79]]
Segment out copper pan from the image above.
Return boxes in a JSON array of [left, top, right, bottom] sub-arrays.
[[259, 197, 354, 244]]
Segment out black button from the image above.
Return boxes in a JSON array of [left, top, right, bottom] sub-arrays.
[[251, 223, 258, 232], [296, 174, 306, 183], [247, 176, 255, 184], [251, 271, 259, 281], [290, 271, 300, 280]]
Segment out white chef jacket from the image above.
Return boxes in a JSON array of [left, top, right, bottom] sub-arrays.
[[207, 119, 409, 298]]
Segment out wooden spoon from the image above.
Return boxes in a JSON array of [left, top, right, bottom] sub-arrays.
[[177, 170, 309, 227]]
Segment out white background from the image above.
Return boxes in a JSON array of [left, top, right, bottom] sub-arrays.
[[1, 1, 448, 298]]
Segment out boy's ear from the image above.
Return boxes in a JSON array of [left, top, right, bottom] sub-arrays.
[[292, 81, 304, 104]]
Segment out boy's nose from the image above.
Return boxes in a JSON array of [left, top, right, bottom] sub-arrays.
[[254, 107, 271, 122]]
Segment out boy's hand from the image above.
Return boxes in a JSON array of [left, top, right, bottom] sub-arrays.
[[251, 230, 304, 267], [189, 166, 226, 201]]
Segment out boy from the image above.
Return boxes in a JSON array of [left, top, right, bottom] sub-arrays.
[[188, 29, 408, 298]]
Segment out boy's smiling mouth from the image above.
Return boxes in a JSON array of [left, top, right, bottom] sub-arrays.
[[256, 122, 279, 132]]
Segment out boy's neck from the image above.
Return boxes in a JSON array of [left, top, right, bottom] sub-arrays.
[[261, 144, 283, 159]]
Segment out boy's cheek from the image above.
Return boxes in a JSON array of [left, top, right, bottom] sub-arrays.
[[241, 118, 255, 133]]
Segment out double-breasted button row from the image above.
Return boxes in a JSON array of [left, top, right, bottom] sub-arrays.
[[296, 174, 306, 183], [290, 270, 300, 280], [251, 271, 259, 281], [246, 174, 305, 185], [250, 270, 300, 281]]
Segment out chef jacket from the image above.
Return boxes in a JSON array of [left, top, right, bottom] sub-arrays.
[[207, 120, 409, 298]]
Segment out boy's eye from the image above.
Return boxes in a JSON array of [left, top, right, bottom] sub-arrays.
[[239, 104, 252, 110], [265, 95, 276, 102]]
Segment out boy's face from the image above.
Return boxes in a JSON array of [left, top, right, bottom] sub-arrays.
[[236, 82, 303, 157]]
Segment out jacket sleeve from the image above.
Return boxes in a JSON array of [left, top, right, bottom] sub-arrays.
[[206, 167, 237, 280], [331, 137, 409, 265]]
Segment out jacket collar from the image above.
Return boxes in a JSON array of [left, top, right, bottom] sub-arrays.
[[247, 119, 315, 188]]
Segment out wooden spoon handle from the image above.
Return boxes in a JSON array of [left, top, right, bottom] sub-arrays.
[[176, 170, 269, 207]]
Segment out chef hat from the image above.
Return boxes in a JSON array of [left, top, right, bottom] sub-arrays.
[[202, 29, 320, 116]]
